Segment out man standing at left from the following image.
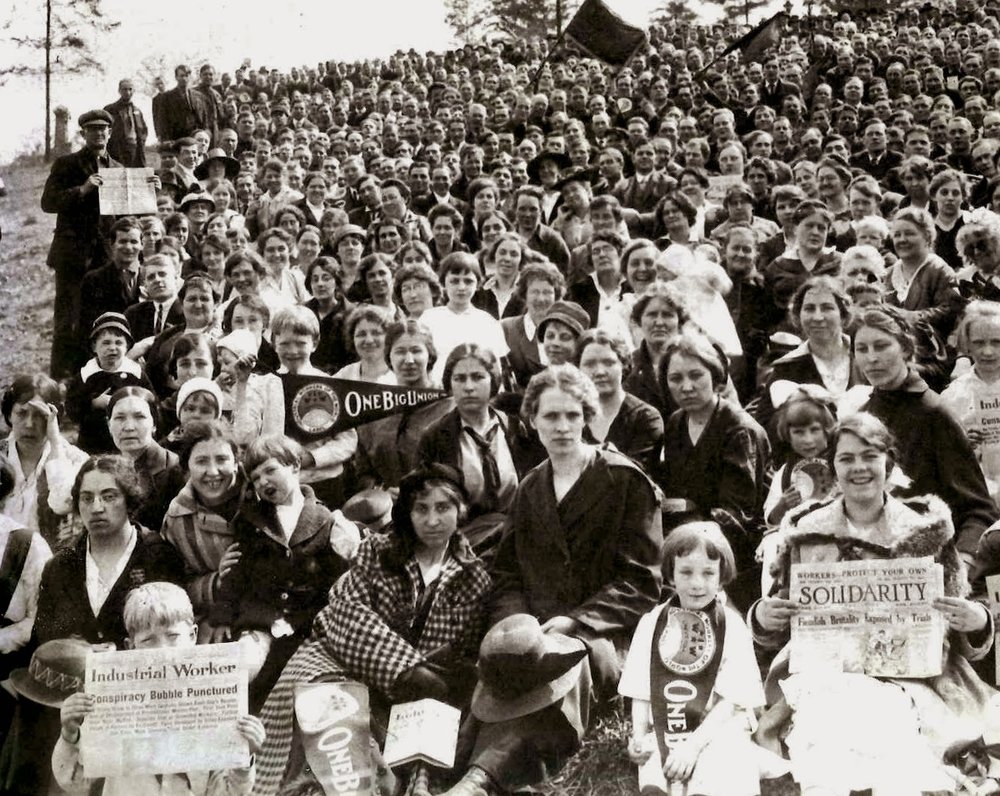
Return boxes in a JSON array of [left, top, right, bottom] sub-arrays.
[[103, 78, 148, 167], [41, 109, 124, 379]]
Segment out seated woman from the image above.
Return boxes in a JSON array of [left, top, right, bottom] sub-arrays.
[[846, 307, 997, 561], [442, 364, 662, 796], [574, 328, 663, 474], [0, 375, 88, 550], [501, 261, 566, 390], [333, 306, 396, 384], [653, 332, 770, 610], [106, 386, 185, 532], [752, 413, 996, 796], [352, 320, 454, 492], [160, 420, 245, 644], [418, 344, 540, 554], [304, 256, 353, 374], [753, 276, 858, 446], [394, 261, 442, 320], [2, 455, 183, 796], [255, 464, 491, 796]]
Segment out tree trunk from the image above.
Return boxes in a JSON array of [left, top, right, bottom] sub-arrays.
[[45, 0, 52, 161]]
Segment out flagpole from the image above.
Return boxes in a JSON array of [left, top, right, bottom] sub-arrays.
[[531, 11, 570, 91]]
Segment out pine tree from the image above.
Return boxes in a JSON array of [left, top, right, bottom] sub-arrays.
[[1, 0, 119, 160], [651, 0, 700, 27], [443, 0, 582, 43]]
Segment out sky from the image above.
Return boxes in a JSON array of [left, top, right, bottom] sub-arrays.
[[0, 0, 750, 164]]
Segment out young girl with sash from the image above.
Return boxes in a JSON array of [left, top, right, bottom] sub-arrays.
[[619, 521, 779, 796]]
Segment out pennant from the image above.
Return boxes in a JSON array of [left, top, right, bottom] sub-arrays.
[[281, 374, 448, 442], [721, 12, 785, 62], [295, 681, 375, 796], [564, 0, 647, 66]]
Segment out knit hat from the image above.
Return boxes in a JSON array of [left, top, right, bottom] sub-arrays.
[[536, 300, 590, 340], [216, 329, 259, 361], [175, 377, 224, 420], [90, 312, 133, 347]]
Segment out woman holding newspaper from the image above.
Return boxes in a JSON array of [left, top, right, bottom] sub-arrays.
[[751, 412, 997, 795]]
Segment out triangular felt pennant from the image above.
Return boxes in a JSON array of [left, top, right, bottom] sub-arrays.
[[564, 0, 647, 66], [281, 373, 448, 442], [721, 12, 785, 63]]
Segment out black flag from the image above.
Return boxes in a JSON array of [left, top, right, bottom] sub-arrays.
[[564, 0, 647, 66]]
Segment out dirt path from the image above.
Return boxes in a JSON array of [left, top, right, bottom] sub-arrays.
[[0, 159, 57, 384]]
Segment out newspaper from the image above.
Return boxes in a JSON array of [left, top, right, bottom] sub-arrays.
[[81, 642, 249, 777], [98, 167, 157, 215], [789, 556, 946, 678], [383, 698, 461, 769], [973, 388, 1000, 482]]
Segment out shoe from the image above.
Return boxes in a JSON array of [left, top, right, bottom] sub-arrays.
[[437, 766, 494, 796]]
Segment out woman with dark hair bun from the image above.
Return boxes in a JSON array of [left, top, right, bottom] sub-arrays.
[[255, 463, 491, 795]]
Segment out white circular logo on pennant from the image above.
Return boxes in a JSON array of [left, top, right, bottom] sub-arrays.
[[658, 608, 716, 675], [291, 383, 341, 435]]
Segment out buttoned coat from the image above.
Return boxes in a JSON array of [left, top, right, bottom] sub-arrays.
[[490, 448, 663, 654], [103, 97, 148, 166], [152, 86, 210, 144]]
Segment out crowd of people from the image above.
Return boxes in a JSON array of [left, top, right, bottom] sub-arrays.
[[10, 1, 1000, 793]]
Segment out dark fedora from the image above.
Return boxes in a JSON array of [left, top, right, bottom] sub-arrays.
[[527, 151, 572, 184], [10, 638, 91, 707], [472, 614, 588, 722], [194, 148, 241, 181]]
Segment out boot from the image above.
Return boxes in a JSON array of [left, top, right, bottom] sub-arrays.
[[437, 766, 494, 796]]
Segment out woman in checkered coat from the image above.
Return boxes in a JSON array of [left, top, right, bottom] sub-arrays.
[[255, 464, 492, 795]]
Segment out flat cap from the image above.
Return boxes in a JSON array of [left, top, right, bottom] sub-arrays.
[[78, 109, 113, 128]]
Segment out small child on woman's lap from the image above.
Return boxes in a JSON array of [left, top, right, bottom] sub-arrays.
[[758, 385, 837, 594], [619, 522, 782, 796], [55, 582, 264, 795]]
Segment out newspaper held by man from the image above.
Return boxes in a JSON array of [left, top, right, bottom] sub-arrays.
[[788, 556, 946, 678]]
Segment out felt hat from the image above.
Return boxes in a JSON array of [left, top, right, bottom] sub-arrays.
[[216, 329, 259, 361], [78, 109, 112, 128], [341, 487, 394, 530], [555, 166, 599, 192], [175, 377, 224, 420], [194, 148, 240, 181], [471, 614, 588, 722], [537, 300, 590, 340], [9, 639, 91, 707], [90, 312, 133, 346], [179, 191, 216, 212], [332, 224, 368, 249], [527, 151, 572, 184]]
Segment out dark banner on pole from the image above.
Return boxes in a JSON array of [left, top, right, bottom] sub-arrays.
[[281, 374, 448, 442], [564, 0, 647, 66]]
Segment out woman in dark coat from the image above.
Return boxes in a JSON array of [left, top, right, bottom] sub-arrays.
[[443, 364, 663, 796], [575, 328, 663, 474], [847, 307, 997, 559], [255, 464, 492, 796], [654, 332, 770, 610], [0, 455, 183, 796]]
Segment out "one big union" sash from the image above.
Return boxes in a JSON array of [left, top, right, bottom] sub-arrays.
[[649, 596, 726, 764]]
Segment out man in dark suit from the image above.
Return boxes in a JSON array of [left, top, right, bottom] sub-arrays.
[[79, 217, 144, 340], [124, 254, 184, 342], [103, 79, 148, 167], [412, 164, 468, 216], [611, 141, 674, 213], [850, 119, 903, 184], [758, 56, 801, 111], [41, 109, 123, 378], [193, 63, 223, 145], [152, 64, 209, 145]]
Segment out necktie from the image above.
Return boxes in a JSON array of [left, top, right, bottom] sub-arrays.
[[465, 424, 501, 513], [154, 303, 163, 334]]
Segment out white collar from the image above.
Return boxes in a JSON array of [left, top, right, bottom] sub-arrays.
[[523, 314, 538, 340], [80, 356, 143, 382]]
